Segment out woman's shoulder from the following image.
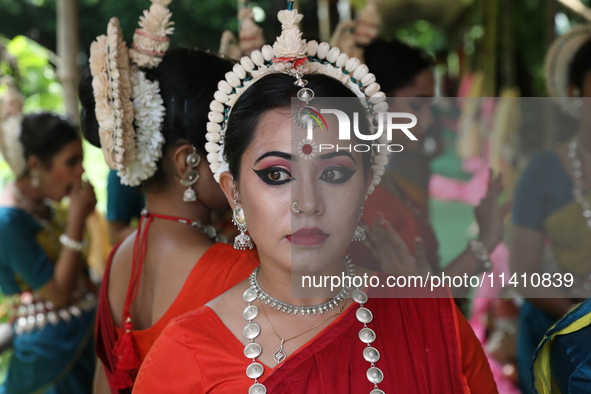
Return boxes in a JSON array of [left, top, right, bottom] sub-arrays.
[[523, 150, 561, 174], [195, 243, 259, 281], [0, 207, 37, 234], [166, 306, 230, 348]]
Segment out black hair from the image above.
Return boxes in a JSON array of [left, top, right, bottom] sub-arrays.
[[78, 48, 234, 190], [224, 73, 372, 179], [569, 38, 591, 91], [19, 113, 80, 170], [364, 39, 434, 93]]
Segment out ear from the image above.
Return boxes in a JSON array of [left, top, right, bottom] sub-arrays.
[[219, 171, 236, 209], [27, 155, 42, 173], [172, 144, 195, 178]]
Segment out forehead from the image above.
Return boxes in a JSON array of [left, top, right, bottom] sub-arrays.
[[392, 69, 435, 97], [245, 107, 349, 158]]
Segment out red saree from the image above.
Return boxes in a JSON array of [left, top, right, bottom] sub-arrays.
[[133, 283, 497, 393], [95, 242, 259, 393]]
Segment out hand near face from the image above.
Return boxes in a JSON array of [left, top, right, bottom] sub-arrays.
[[68, 181, 97, 222], [369, 214, 431, 277], [475, 170, 513, 251]]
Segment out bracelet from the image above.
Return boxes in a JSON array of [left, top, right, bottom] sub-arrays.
[[468, 240, 492, 272], [59, 234, 87, 252]]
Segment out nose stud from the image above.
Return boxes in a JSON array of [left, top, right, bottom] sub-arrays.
[[291, 201, 302, 215]]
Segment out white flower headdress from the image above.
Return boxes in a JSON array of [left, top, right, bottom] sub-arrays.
[[206, 2, 389, 197], [0, 77, 26, 177], [89, 0, 173, 186], [545, 24, 591, 118]]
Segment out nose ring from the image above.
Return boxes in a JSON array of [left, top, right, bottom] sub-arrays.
[[291, 201, 302, 215]]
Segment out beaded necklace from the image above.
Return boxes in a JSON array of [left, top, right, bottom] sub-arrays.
[[240, 257, 386, 394]]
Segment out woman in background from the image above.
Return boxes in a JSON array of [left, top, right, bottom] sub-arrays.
[[79, 2, 258, 392], [511, 25, 591, 393], [0, 79, 97, 394], [351, 39, 508, 299]]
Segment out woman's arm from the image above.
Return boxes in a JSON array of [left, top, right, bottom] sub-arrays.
[[93, 361, 111, 394], [36, 183, 96, 307], [510, 225, 575, 318]]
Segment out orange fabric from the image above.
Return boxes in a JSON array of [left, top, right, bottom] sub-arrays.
[[452, 297, 498, 394], [134, 294, 497, 393], [95, 243, 259, 391]]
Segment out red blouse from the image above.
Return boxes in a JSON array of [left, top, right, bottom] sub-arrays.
[[134, 286, 497, 393], [96, 243, 259, 393]]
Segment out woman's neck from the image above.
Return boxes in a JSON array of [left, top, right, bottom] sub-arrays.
[[12, 177, 45, 211], [14, 177, 45, 205], [255, 255, 350, 308], [145, 189, 213, 225]]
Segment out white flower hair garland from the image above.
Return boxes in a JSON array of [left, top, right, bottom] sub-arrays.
[[545, 24, 591, 118], [0, 77, 26, 178], [89, 0, 173, 186]]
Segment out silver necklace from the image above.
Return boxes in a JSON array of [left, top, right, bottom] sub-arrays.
[[247, 257, 354, 316], [241, 258, 386, 394], [567, 137, 591, 230], [11, 184, 52, 226]]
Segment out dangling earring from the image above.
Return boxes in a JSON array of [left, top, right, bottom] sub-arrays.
[[30, 170, 40, 188], [180, 147, 201, 202], [352, 206, 366, 241], [232, 182, 254, 250]]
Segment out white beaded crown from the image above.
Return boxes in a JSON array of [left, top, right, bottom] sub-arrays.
[[205, 2, 389, 197], [545, 24, 591, 118]]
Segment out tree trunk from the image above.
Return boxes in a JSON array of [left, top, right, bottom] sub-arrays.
[[318, 0, 331, 42], [56, 0, 79, 125]]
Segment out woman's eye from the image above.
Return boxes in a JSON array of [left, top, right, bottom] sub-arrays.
[[66, 158, 78, 167], [320, 166, 355, 184], [253, 167, 292, 185]]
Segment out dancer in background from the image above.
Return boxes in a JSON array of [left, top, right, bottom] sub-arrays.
[[511, 24, 591, 394], [79, 1, 258, 392], [0, 79, 97, 394]]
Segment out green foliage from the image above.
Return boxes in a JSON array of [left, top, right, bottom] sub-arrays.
[[2, 35, 64, 114], [395, 20, 448, 55], [0, 35, 109, 212], [0, 0, 275, 58]]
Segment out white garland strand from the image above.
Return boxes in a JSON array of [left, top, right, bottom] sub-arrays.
[[119, 68, 166, 186], [0, 114, 26, 177], [545, 24, 591, 118], [0, 78, 26, 178]]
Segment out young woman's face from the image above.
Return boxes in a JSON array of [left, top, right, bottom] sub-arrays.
[[233, 107, 369, 274], [37, 139, 85, 201], [389, 69, 435, 145]]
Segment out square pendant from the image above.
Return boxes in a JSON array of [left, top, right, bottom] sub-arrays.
[[273, 347, 286, 363]]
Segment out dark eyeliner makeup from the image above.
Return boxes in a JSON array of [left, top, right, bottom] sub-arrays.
[[320, 166, 356, 184], [253, 167, 293, 185]]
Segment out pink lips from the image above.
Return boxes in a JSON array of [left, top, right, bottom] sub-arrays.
[[287, 227, 329, 247]]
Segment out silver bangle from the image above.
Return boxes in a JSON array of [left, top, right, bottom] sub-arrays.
[[468, 240, 492, 271], [59, 234, 87, 252]]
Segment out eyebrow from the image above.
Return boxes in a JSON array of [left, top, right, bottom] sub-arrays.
[[254, 151, 294, 164], [319, 151, 357, 163]]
